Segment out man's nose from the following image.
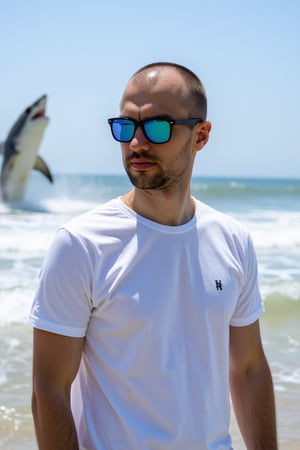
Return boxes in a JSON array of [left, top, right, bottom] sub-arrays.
[[129, 126, 151, 151]]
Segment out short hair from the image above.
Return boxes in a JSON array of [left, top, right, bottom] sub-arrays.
[[132, 62, 207, 119]]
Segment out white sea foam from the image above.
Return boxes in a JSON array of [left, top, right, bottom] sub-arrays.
[[233, 210, 300, 250], [0, 225, 55, 258], [1, 287, 35, 326], [261, 281, 300, 302], [273, 364, 300, 385], [42, 196, 97, 214], [0, 364, 7, 385]]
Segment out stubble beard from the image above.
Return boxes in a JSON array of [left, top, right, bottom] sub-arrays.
[[124, 137, 193, 191], [126, 169, 168, 190]]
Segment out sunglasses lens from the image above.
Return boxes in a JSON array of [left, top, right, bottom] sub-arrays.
[[109, 119, 172, 143], [111, 119, 135, 142], [144, 120, 171, 143]]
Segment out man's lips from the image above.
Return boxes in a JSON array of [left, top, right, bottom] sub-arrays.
[[129, 159, 156, 170]]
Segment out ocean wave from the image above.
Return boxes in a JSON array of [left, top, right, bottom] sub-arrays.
[[261, 278, 300, 301], [273, 365, 300, 387], [192, 177, 300, 202]]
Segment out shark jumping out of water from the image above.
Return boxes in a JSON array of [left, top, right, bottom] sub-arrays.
[[0, 95, 53, 202]]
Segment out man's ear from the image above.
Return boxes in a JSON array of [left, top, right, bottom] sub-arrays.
[[193, 121, 212, 152]]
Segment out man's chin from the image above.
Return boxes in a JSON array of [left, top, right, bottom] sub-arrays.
[[127, 173, 167, 190]]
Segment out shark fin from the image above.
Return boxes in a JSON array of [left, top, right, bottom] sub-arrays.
[[33, 156, 54, 183]]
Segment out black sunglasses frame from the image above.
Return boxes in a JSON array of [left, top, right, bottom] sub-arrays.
[[108, 117, 203, 144]]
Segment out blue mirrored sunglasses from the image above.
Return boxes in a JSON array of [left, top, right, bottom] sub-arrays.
[[108, 117, 203, 144]]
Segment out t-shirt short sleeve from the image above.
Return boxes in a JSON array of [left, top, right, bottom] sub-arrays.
[[29, 227, 93, 337], [230, 233, 264, 326]]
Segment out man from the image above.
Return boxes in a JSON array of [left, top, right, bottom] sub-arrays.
[[30, 62, 277, 449]]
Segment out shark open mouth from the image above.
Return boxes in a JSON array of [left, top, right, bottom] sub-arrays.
[[31, 109, 45, 120]]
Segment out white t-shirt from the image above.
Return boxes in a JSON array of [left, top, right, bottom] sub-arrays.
[[30, 198, 264, 450]]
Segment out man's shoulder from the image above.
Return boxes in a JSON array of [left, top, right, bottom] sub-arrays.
[[66, 198, 122, 226], [58, 197, 130, 240], [195, 200, 249, 237]]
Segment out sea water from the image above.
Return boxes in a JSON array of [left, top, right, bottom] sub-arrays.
[[0, 173, 299, 449]]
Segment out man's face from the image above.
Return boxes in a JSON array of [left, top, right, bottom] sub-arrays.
[[119, 68, 199, 191]]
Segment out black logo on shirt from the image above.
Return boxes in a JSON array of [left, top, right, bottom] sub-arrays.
[[215, 280, 223, 291]]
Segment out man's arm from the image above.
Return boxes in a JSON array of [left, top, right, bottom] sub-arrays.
[[229, 320, 277, 450], [32, 328, 84, 450]]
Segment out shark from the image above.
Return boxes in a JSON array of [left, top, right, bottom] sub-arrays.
[[0, 94, 53, 202]]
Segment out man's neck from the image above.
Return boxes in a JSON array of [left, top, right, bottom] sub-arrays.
[[122, 188, 195, 226]]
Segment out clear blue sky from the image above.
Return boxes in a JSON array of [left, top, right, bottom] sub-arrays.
[[0, 0, 299, 178]]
